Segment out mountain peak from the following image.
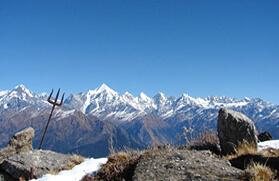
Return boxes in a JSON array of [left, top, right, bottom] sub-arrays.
[[87, 84, 119, 99], [154, 92, 167, 100], [98, 83, 110, 90], [14, 84, 27, 90], [182, 93, 191, 98], [123, 92, 135, 101], [94, 84, 117, 94], [138, 92, 151, 101], [157, 92, 166, 97], [124, 91, 133, 97], [139, 92, 148, 98], [13, 84, 34, 98], [124, 91, 131, 95]]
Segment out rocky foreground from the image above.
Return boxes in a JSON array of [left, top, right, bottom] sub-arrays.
[[1, 108, 278, 180], [133, 148, 244, 181]]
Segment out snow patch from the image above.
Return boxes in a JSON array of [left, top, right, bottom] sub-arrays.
[[56, 109, 76, 120], [3, 103, 8, 109], [81, 92, 92, 113], [258, 140, 279, 151], [33, 157, 107, 181]]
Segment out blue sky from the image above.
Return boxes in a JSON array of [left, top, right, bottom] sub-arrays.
[[1, 1, 279, 104]]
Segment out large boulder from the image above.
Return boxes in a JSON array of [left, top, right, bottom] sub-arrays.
[[217, 108, 258, 155], [0, 150, 83, 180], [0, 127, 34, 163]]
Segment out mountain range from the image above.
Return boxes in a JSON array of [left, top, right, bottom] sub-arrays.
[[1, 84, 279, 157]]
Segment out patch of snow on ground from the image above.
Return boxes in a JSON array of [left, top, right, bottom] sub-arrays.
[[33, 157, 107, 181], [258, 140, 279, 151]]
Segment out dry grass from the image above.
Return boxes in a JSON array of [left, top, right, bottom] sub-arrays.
[[222, 141, 279, 161], [19, 177, 26, 181], [182, 128, 221, 155], [194, 128, 219, 147], [47, 169, 61, 175], [82, 145, 168, 181], [62, 155, 85, 171], [259, 147, 279, 157], [73, 155, 86, 165], [245, 162, 276, 181], [222, 141, 259, 160], [182, 126, 194, 146], [223, 141, 279, 179], [234, 141, 258, 156], [182, 126, 219, 148], [84, 151, 142, 181]]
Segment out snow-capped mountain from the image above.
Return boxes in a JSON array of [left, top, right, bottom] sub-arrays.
[[64, 84, 142, 121], [0, 84, 49, 110], [1, 84, 279, 157], [63, 84, 279, 125], [1, 84, 279, 126], [2, 84, 279, 126]]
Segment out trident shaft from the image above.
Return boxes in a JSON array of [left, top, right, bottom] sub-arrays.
[[39, 88, 65, 149]]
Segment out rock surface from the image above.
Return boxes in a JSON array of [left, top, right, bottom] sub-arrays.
[[0, 150, 81, 180], [133, 148, 244, 180], [217, 108, 258, 155], [258, 131, 274, 142], [0, 127, 34, 163]]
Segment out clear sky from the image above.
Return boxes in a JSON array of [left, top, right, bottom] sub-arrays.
[[1, 1, 279, 104]]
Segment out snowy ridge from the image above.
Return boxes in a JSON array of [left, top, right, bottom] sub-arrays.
[[1, 84, 279, 123], [63, 84, 279, 122]]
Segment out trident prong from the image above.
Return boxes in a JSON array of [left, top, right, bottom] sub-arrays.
[[39, 88, 65, 150], [47, 88, 65, 106]]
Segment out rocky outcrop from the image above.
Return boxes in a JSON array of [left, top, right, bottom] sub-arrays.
[[0, 127, 85, 180], [133, 148, 244, 180], [1, 150, 82, 180], [230, 154, 279, 172], [258, 131, 274, 142], [0, 127, 34, 163], [217, 108, 258, 155]]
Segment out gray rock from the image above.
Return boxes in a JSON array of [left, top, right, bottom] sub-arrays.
[[1, 150, 81, 180], [258, 131, 274, 142], [217, 108, 258, 155], [0, 127, 34, 163], [133, 148, 244, 180], [0, 170, 16, 181]]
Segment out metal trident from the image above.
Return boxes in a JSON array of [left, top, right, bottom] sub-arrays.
[[39, 88, 65, 149]]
